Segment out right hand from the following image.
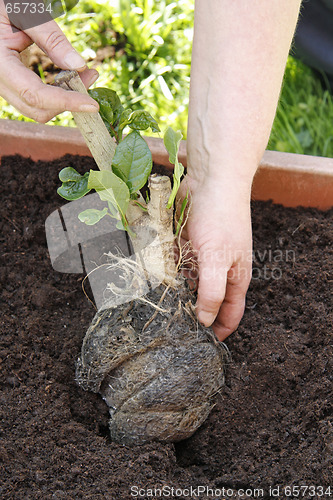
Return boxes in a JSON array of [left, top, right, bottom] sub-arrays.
[[0, 0, 99, 122]]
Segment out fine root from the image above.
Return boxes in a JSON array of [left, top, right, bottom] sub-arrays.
[[137, 296, 170, 314], [142, 284, 171, 333]]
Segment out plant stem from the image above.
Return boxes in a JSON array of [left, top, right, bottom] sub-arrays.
[[141, 175, 177, 285], [54, 70, 116, 171], [109, 123, 120, 143]]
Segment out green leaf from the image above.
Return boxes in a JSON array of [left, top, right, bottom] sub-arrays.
[[163, 127, 184, 208], [57, 167, 90, 201], [88, 88, 124, 137], [78, 207, 108, 225], [88, 170, 130, 226], [112, 131, 153, 194], [118, 109, 132, 127], [119, 110, 160, 133], [107, 201, 119, 218], [164, 127, 182, 164]]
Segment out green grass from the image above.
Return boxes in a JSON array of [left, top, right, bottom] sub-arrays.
[[269, 56, 333, 157], [1, 0, 333, 158]]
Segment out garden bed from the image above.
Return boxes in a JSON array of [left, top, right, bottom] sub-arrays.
[[0, 152, 332, 499]]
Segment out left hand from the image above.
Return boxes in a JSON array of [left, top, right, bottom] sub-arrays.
[[177, 173, 253, 341]]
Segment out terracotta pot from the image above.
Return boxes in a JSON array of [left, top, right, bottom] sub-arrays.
[[0, 119, 332, 209]]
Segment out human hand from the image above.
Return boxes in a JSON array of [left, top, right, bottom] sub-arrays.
[[0, 0, 99, 122], [177, 174, 252, 341]]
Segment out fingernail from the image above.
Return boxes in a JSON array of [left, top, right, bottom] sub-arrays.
[[87, 72, 99, 87], [64, 50, 86, 70], [79, 104, 99, 113], [197, 310, 216, 327]]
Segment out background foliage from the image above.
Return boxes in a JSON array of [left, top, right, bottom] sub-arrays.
[[1, 0, 332, 157]]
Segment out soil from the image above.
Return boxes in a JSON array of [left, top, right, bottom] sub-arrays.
[[0, 154, 332, 500]]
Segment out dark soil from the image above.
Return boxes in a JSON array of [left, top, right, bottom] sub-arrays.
[[0, 154, 332, 500]]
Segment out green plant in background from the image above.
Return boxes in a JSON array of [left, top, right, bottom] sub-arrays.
[[0, 0, 192, 131], [1, 0, 333, 157], [269, 57, 333, 157], [103, 0, 193, 130], [56, 0, 193, 131]]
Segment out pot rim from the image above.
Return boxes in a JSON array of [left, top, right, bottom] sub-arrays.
[[0, 119, 332, 209]]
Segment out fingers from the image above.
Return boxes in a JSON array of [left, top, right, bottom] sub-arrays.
[[0, 52, 99, 122], [196, 256, 228, 327], [80, 68, 100, 89], [196, 252, 252, 341], [212, 279, 247, 341], [0, 15, 101, 121], [24, 20, 87, 71]]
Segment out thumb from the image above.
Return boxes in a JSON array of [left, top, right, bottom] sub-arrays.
[[196, 255, 228, 327], [25, 21, 86, 71]]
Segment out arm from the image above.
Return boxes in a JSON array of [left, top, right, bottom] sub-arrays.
[[182, 0, 302, 340], [0, 1, 99, 122]]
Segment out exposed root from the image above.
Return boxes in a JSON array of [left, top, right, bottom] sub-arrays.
[[137, 296, 171, 314], [101, 252, 150, 308], [182, 300, 197, 323], [177, 240, 196, 272], [142, 284, 171, 333]]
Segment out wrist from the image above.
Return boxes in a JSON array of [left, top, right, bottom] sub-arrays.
[[186, 158, 256, 197], [187, 130, 260, 187], [183, 171, 253, 209]]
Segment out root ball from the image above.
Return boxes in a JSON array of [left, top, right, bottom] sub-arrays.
[[76, 282, 227, 445]]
